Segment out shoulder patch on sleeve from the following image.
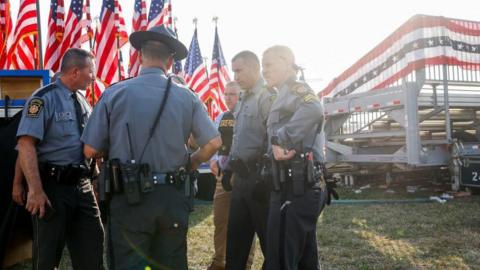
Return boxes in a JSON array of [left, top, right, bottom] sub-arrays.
[[303, 93, 318, 103], [26, 97, 44, 118], [291, 81, 313, 97]]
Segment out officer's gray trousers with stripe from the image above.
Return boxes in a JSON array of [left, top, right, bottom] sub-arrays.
[[108, 185, 192, 270]]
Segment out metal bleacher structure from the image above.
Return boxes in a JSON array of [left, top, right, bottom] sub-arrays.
[[319, 14, 480, 190]]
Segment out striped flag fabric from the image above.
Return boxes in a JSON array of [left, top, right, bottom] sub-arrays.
[[85, 16, 100, 105], [60, 0, 83, 54], [128, 0, 147, 77], [44, 0, 65, 72], [85, 79, 103, 105], [113, 0, 128, 48], [94, 0, 125, 94], [184, 28, 210, 101], [80, 0, 93, 47], [320, 15, 480, 98], [160, 0, 172, 28], [148, 0, 172, 29], [208, 25, 230, 118], [7, 0, 38, 70], [172, 24, 183, 75], [114, 0, 127, 80], [0, 0, 12, 68]]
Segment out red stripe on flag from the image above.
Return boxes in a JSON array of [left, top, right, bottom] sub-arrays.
[[7, 0, 38, 70]]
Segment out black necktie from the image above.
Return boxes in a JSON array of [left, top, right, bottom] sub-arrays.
[[72, 93, 84, 133]]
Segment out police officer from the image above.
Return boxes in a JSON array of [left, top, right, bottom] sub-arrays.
[[81, 25, 221, 270], [225, 51, 276, 270], [16, 48, 104, 270], [262, 45, 328, 270], [208, 82, 256, 270]]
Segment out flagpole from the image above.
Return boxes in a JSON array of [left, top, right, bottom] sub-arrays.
[[90, 16, 99, 106], [171, 16, 179, 74], [212, 16, 218, 28], [92, 16, 99, 51], [116, 35, 122, 80], [88, 29, 93, 52], [114, 1, 122, 81], [87, 0, 93, 52], [35, 0, 44, 69], [204, 54, 211, 119], [173, 17, 178, 33], [212, 16, 219, 75], [203, 56, 209, 78]]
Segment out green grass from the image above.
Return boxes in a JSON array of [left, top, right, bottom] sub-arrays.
[[317, 196, 480, 269], [8, 187, 480, 270], [187, 204, 264, 270]]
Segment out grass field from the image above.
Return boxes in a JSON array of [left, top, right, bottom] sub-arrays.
[[8, 184, 480, 270]]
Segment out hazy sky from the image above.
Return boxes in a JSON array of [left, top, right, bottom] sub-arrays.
[[8, 0, 480, 91]]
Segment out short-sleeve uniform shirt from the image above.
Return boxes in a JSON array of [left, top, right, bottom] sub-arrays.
[[81, 67, 219, 172], [16, 79, 91, 165]]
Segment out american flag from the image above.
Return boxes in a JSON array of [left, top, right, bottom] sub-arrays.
[[113, 0, 128, 48], [128, 0, 147, 77], [7, 0, 38, 70], [0, 0, 12, 68], [44, 0, 65, 72], [85, 78, 103, 105], [114, 0, 127, 80], [320, 15, 480, 98], [148, 0, 172, 29], [85, 15, 100, 105], [207, 26, 230, 119], [80, 0, 93, 47], [184, 28, 210, 101], [173, 54, 183, 75], [60, 0, 83, 54], [94, 0, 125, 94], [172, 24, 183, 75]]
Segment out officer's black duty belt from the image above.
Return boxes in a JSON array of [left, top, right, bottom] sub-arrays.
[[151, 172, 176, 185], [39, 162, 89, 185], [229, 158, 261, 178]]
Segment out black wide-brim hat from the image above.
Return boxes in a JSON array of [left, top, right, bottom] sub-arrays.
[[130, 25, 188, 61]]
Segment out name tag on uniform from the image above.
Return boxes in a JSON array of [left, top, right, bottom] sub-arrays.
[[220, 119, 235, 127], [55, 111, 74, 121]]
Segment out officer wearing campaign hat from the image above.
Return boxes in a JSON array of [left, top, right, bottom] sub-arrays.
[[82, 25, 221, 270], [129, 25, 188, 61]]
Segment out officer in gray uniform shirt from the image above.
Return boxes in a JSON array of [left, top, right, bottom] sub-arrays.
[[262, 45, 333, 270], [81, 25, 221, 270], [16, 48, 104, 270], [225, 51, 276, 270]]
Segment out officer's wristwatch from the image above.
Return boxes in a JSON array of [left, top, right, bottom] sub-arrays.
[[271, 135, 281, 146]]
